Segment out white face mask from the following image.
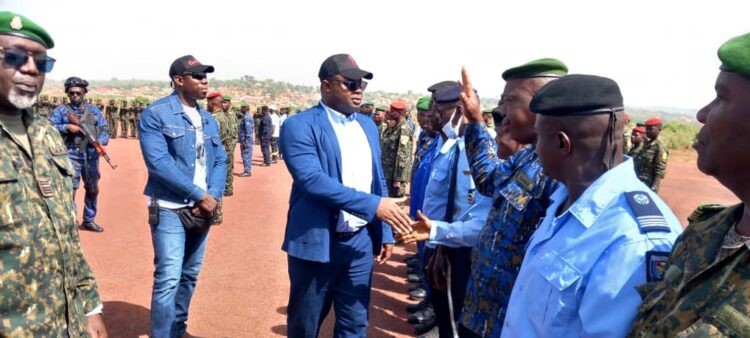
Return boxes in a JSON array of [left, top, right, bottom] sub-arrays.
[[441, 107, 463, 139]]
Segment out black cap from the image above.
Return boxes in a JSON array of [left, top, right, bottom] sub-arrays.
[[530, 74, 623, 116], [427, 80, 457, 93], [64, 76, 89, 92], [169, 55, 215, 78], [318, 54, 373, 80], [433, 82, 476, 104]]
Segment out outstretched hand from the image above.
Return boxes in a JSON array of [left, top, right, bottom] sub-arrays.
[[459, 67, 484, 124], [376, 196, 413, 235], [397, 210, 432, 244]]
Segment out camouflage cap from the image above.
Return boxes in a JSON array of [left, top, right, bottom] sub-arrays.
[[0, 11, 54, 48]]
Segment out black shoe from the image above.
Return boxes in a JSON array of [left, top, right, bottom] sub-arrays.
[[406, 258, 420, 268], [407, 266, 418, 274], [406, 299, 429, 313], [272, 160, 278, 164], [263, 163, 271, 166], [407, 273, 421, 283], [224, 191, 233, 197], [409, 287, 427, 300], [408, 304, 435, 324], [239, 172, 252, 177], [402, 254, 418, 262], [415, 323, 438, 337], [80, 222, 104, 232], [408, 283, 423, 292]]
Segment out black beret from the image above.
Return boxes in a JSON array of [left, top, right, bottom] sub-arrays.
[[530, 74, 623, 116]]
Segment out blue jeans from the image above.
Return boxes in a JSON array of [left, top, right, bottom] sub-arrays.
[[71, 156, 100, 223], [150, 208, 210, 338]]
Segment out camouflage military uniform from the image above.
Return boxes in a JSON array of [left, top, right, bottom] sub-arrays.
[[126, 101, 137, 138], [377, 121, 387, 139], [214, 110, 238, 195], [634, 138, 668, 192], [0, 110, 101, 336], [33, 94, 53, 118], [380, 120, 413, 197], [624, 123, 634, 154], [105, 99, 119, 138], [134, 102, 144, 139], [630, 203, 750, 338]]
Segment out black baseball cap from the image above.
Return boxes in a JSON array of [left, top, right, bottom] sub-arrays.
[[318, 54, 373, 81], [169, 55, 215, 77]]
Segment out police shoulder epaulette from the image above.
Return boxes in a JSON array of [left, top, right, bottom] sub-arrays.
[[687, 203, 726, 224], [625, 191, 670, 233]]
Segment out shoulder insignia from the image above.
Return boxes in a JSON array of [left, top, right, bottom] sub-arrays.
[[625, 191, 670, 233], [646, 251, 670, 282], [687, 203, 726, 223], [50, 145, 68, 156]]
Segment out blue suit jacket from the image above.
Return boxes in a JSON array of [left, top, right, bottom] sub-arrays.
[[279, 103, 393, 263]]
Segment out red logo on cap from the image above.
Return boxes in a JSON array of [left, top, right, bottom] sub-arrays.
[[347, 55, 358, 67], [187, 59, 199, 66]]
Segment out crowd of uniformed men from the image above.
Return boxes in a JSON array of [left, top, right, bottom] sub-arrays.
[[3, 9, 750, 338]]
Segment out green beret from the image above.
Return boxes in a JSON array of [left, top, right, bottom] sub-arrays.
[[363, 101, 374, 106], [375, 106, 386, 112], [240, 101, 249, 107], [222, 95, 231, 101], [416, 96, 431, 111], [482, 108, 493, 115], [502, 58, 568, 81], [0, 11, 54, 48], [718, 32, 750, 77]]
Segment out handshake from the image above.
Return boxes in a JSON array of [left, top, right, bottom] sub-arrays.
[[375, 197, 433, 244]]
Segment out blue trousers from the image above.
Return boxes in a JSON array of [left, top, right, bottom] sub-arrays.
[[240, 140, 253, 173], [287, 228, 374, 338], [260, 138, 271, 165], [71, 156, 100, 223], [150, 208, 210, 338]]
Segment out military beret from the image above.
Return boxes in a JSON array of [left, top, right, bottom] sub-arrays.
[[633, 126, 646, 134], [207, 92, 221, 99], [416, 96, 431, 111], [362, 101, 374, 107], [0, 12, 54, 48], [645, 117, 662, 126], [375, 105, 386, 112], [240, 101, 249, 107], [502, 58, 568, 81], [390, 101, 407, 111], [718, 32, 750, 78], [530, 74, 623, 116], [483, 108, 493, 115], [222, 95, 231, 101]]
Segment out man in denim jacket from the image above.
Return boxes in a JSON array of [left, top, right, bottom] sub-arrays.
[[138, 55, 227, 338]]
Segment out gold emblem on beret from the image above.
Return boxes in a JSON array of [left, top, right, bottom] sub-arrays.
[[10, 16, 23, 30]]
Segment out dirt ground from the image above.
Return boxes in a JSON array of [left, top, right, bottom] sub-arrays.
[[77, 141, 738, 338]]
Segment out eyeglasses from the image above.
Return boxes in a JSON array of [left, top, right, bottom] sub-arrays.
[[330, 78, 367, 91], [0, 46, 56, 73], [67, 91, 84, 97]]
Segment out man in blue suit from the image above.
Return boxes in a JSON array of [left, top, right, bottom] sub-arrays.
[[280, 54, 414, 338]]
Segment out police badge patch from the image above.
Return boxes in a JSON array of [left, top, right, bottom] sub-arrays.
[[646, 251, 670, 282]]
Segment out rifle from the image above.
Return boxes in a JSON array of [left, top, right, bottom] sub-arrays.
[[67, 112, 117, 170]]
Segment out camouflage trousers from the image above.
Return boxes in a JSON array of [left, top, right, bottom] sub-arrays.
[[107, 115, 119, 138], [224, 143, 235, 194], [387, 179, 408, 198]]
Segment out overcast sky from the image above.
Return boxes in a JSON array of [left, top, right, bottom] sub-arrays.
[[4, 0, 749, 109]]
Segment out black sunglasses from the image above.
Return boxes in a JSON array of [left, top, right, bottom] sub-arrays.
[[182, 72, 207, 80], [330, 78, 367, 91], [0, 46, 55, 73]]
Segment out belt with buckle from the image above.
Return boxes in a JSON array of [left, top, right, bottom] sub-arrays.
[[334, 227, 364, 241]]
